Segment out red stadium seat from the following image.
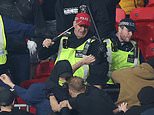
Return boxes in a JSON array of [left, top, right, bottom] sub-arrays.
[[116, 8, 126, 29], [20, 77, 47, 89], [130, 7, 154, 60], [20, 60, 55, 88], [146, 0, 154, 7], [16, 97, 36, 115], [34, 60, 55, 79]]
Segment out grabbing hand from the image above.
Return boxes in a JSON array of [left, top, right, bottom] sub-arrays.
[[42, 38, 54, 48], [118, 102, 128, 113], [0, 74, 15, 88], [80, 54, 96, 65], [59, 100, 72, 110]]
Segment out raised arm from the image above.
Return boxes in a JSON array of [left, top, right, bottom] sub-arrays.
[[72, 54, 95, 73]]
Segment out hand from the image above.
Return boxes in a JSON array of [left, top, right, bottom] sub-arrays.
[[42, 38, 54, 48], [80, 54, 96, 65], [59, 100, 68, 108], [118, 102, 128, 113], [60, 100, 72, 110], [0, 74, 15, 88], [27, 40, 37, 55]]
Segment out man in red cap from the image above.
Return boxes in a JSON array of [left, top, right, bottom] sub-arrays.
[[40, 12, 109, 89]]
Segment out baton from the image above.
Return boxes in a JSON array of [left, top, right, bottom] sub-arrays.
[[52, 21, 82, 42]]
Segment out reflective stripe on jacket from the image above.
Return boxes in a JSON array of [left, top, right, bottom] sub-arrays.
[[0, 15, 7, 65], [56, 35, 94, 80], [104, 39, 138, 84]]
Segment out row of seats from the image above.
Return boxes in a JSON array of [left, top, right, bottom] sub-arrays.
[[20, 59, 55, 88], [130, 7, 154, 60], [17, 60, 55, 115]]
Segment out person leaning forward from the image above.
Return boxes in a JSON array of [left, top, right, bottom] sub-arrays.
[[112, 57, 154, 108], [59, 77, 115, 115], [40, 12, 109, 88], [0, 60, 73, 115]]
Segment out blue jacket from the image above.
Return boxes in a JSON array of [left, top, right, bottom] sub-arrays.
[[2, 16, 35, 54], [14, 83, 52, 115]]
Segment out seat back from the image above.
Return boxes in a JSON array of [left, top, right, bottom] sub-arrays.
[[115, 8, 126, 30], [34, 60, 55, 79], [16, 97, 36, 115], [146, 0, 154, 7], [130, 7, 154, 60]]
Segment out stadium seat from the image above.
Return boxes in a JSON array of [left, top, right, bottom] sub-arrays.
[[130, 7, 154, 60], [16, 97, 36, 115], [34, 60, 55, 79], [146, 0, 154, 7], [115, 8, 126, 30], [20, 60, 55, 88], [116, 8, 126, 24]]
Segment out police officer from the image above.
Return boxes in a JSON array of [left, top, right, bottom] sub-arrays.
[[103, 18, 139, 84], [41, 12, 109, 88]]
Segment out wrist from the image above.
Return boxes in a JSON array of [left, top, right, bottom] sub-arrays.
[[9, 83, 15, 89], [79, 60, 84, 66], [48, 92, 54, 99]]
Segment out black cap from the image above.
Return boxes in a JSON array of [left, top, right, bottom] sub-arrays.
[[48, 60, 73, 83], [0, 87, 16, 106], [119, 18, 136, 32], [56, 60, 73, 79]]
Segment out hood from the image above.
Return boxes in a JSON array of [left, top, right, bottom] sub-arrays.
[[138, 86, 154, 105], [48, 60, 73, 83]]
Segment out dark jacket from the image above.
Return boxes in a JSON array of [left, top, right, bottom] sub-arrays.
[[2, 16, 35, 54], [13, 60, 72, 115], [69, 86, 115, 115]]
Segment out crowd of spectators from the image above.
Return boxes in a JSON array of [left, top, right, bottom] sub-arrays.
[[0, 0, 154, 115]]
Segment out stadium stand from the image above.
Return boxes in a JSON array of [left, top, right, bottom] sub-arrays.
[[130, 7, 154, 60], [20, 60, 55, 88]]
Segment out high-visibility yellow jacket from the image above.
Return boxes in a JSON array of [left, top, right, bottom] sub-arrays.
[[0, 15, 7, 65], [56, 35, 94, 80], [104, 39, 139, 84]]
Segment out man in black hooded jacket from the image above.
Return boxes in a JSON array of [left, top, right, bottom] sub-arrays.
[[0, 60, 73, 115], [0, 59, 94, 115]]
